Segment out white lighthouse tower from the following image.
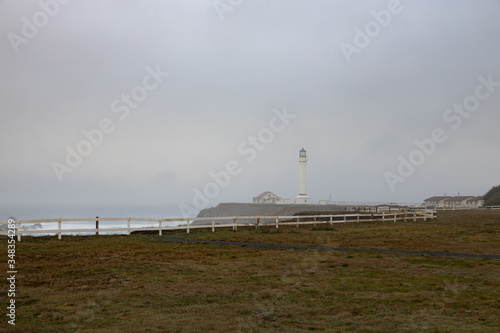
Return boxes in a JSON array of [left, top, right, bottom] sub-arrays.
[[295, 148, 311, 204]]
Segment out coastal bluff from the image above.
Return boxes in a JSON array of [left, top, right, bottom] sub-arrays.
[[193, 202, 345, 225]]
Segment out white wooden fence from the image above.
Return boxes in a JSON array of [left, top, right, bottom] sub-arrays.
[[432, 205, 500, 211], [0, 210, 437, 242]]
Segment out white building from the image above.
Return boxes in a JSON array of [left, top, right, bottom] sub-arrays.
[[253, 192, 292, 204], [468, 196, 485, 207], [253, 191, 280, 203], [295, 148, 311, 204], [423, 195, 484, 208]]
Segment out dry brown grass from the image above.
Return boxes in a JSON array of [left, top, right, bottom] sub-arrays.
[[1, 210, 499, 332], [195, 210, 500, 254]]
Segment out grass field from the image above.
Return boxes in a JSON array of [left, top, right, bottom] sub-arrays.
[[2, 210, 500, 332]]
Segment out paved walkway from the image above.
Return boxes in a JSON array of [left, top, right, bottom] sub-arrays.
[[152, 236, 500, 260]]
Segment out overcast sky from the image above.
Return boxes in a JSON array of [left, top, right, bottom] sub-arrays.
[[1, 0, 499, 215]]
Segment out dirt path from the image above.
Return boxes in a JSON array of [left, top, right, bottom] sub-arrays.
[[151, 236, 500, 260]]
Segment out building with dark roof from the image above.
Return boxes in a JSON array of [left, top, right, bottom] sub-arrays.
[[423, 195, 484, 207]]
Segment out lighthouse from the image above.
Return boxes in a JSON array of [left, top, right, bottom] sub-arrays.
[[295, 148, 311, 204]]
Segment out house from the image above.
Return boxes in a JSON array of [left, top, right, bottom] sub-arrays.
[[253, 191, 280, 204], [445, 196, 475, 207], [423, 195, 484, 208], [467, 196, 484, 208], [423, 196, 450, 206]]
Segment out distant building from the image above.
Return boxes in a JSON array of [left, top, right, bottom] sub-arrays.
[[295, 148, 311, 204], [468, 196, 485, 208], [446, 196, 475, 207], [319, 194, 333, 205], [253, 148, 332, 205], [253, 191, 280, 204], [423, 195, 484, 208], [423, 196, 450, 206]]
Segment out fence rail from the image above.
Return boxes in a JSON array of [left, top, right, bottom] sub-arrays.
[[431, 205, 500, 211], [0, 210, 437, 241]]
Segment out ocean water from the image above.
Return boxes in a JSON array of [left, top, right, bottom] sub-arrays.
[[0, 204, 195, 236]]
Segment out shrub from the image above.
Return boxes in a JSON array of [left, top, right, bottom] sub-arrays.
[[484, 185, 500, 206]]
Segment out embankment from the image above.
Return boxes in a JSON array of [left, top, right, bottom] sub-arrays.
[[193, 202, 345, 225]]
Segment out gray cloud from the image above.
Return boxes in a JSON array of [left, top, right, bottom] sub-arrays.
[[1, 0, 499, 211]]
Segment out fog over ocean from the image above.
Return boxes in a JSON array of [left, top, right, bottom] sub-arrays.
[[0, 204, 188, 235]]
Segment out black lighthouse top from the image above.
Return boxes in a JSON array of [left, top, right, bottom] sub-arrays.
[[299, 148, 307, 157]]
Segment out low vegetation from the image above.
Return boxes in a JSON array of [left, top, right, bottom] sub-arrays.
[[1, 210, 499, 332]]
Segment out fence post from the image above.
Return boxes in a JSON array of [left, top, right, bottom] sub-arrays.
[[212, 220, 215, 232], [127, 218, 131, 235], [58, 217, 62, 240], [16, 220, 21, 242], [356, 214, 359, 223], [187, 219, 190, 233], [256, 217, 260, 229], [393, 213, 396, 222], [276, 216, 279, 229], [159, 220, 162, 236], [413, 212, 416, 222], [95, 216, 99, 236], [296, 216, 300, 228], [329, 215, 333, 225], [404, 212, 407, 222], [313, 216, 316, 227], [382, 212, 385, 222], [234, 218, 237, 231], [344, 215, 347, 223]]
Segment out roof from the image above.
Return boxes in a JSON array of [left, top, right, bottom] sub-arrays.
[[423, 196, 450, 202], [424, 195, 482, 202], [253, 191, 279, 200], [445, 196, 475, 201]]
